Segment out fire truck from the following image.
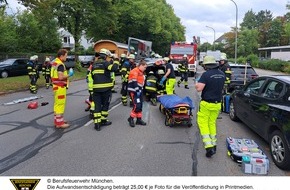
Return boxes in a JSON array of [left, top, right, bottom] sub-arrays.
[[169, 36, 198, 77]]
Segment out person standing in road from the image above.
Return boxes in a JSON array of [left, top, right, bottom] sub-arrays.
[[120, 54, 136, 106], [90, 48, 119, 131], [42, 57, 52, 89], [50, 49, 74, 129], [195, 55, 225, 158], [27, 55, 39, 94], [127, 60, 147, 127], [177, 54, 189, 89], [159, 57, 176, 95], [219, 53, 231, 94]]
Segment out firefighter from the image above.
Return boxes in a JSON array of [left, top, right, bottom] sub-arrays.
[[50, 49, 74, 129], [177, 54, 189, 89], [85, 55, 97, 117], [219, 54, 231, 94], [195, 55, 225, 158], [156, 69, 166, 95], [144, 71, 158, 106], [120, 54, 127, 68], [120, 54, 136, 106], [42, 57, 52, 89], [159, 57, 176, 95], [27, 55, 39, 94], [111, 54, 120, 93], [90, 48, 119, 131], [127, 60, 147, 127]]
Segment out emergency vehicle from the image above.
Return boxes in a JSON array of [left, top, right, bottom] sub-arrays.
[[128, 37, 152, 60], [169, 36, 198, 77]]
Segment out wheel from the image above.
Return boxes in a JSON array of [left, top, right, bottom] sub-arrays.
[[229, 100, 239, 121], [270, 130, 290, 170], [1, 70, 8, 78], [165, 115, 173, 127], [187, 122, 192, 127]]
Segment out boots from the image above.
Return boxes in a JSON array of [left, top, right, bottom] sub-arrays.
[[55, 123, 70, 129], [205, 147, 215, 158], [128, 117, 135, 127], [94, 123, 101, 131], [101, 120, 112, 126], [185, 85, 189, 89], [177, 81, 180, 87], [136, 118, 146, 125]]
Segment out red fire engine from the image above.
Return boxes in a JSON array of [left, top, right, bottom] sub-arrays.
[[169, 36, 198, 77]]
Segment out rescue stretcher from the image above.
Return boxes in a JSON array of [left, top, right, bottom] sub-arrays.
[[157, 95, 194, 127]]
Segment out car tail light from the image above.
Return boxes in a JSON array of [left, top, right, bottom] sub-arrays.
[[251, 75, 258, 79]]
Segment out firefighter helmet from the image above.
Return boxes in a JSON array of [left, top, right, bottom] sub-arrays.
[[30, 55, 38, 61], [148, 71, 154, 75], [99, 48, 110, 56], [27, 101, 38, 109], [163, 57, 170, 61], [45, 57, 50, 62], [128, 54, 135, 59], [120, 54, 126, 58], [203, 56, 216, 65], [183, 54, 187, 58], [220, 53, 227, 60], [157, 69, 165, 75]]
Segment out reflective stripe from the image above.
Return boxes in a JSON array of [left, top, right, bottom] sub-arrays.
[[92, 70, 105, 74], [145, 86, 157, 91], [202, 134, 210, 139], [58, 95, 65, 99], [92, 83, 113, 88]]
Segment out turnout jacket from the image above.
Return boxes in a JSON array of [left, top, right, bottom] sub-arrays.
[[91, 58, 119, 92], [128, 67, 145, 94]]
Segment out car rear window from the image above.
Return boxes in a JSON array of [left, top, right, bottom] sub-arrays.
[[231, 66, 256, 75]]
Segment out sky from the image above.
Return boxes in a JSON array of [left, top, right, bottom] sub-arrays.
[[166, 0, 289, 44]]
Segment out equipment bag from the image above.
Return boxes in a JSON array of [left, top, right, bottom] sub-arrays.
[[226, 137, 268, 162], [222, 94, 230, 113]]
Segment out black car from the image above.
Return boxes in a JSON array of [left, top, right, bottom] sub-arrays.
[[229, 75, 290, 170], [228, 63, 258, 92], [0, 58, 29, 78]]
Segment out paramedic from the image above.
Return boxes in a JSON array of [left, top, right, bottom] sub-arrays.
[[127, 60, 147, 127], [195, 55, 225, 158], [159, 57, 176, 95], [51, 49, 73, 129]]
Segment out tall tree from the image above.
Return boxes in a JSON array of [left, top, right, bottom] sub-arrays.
[[0, 9, 18, 52], [240, 10, 257, 30]]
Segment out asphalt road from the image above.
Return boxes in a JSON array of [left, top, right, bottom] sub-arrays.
[[0, 66, 289, 176]]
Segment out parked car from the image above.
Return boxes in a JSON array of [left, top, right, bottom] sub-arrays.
[[229, 75, 290, 170], [0, 58, 29, 78], [79, 55, 94, 67], [228, 63, 259, 92], [64, 55, 76, 69]]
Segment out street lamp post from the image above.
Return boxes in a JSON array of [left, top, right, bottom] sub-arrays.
[[230, 0, 238, 63], [206, 26, 216, 50]]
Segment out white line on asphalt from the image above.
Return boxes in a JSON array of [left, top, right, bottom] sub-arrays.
[[84, 102, 122, 127]]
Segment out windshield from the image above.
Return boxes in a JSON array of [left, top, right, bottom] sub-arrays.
[[170, 47, 193, 55], [0, 59, 16, 65]]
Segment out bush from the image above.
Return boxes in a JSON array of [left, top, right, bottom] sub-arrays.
[[247, 54, 259, 67]]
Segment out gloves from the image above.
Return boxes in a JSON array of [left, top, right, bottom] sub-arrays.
[[68, 68, 74, 77], [136, 91, 141, 97], [159, 76, 166, 85]]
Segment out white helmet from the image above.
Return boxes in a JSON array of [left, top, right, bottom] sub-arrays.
[[45, 57, 50, 62], [203, 56, 217, 65], [128, 54, 135, 59], [99, 48, 111, 56], [157, 69, 165, 75], [30, 55, 38, 61], [183, 54, 187, 58], [220, 53, 227, 60]]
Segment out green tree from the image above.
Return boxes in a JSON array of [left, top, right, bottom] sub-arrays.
[[267, 17, 283, 46], [240, 10, 257, 29], [237, 29, 259, 57], [284, 22, 290, 44], [0, 9, 18, 52]]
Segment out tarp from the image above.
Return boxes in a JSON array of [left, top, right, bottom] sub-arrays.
[[157, 95, 194, 109]]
